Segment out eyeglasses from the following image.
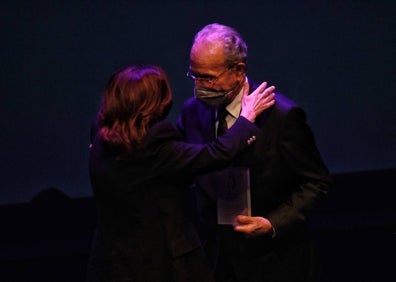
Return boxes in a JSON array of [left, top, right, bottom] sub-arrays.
[[186, 66, 233, 85]]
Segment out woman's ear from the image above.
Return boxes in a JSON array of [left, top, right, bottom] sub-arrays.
[[159, 101, 173, 121]]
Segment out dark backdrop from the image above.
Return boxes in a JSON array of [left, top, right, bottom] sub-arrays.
[[1, 0, 395, 205]]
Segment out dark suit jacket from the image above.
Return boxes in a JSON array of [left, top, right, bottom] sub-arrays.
[[177, 81, 333, 281], [86, 117, 261, 282]]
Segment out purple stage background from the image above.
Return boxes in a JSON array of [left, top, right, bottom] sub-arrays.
[[1, 0, 395, 205]]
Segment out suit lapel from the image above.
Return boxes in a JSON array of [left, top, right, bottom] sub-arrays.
[[200, 107, 216, 142]]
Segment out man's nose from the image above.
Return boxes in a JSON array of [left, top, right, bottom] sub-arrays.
[[195, 78, 212, 88]]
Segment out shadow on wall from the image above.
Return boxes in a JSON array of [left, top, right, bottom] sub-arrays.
[[0, 170, 395, 282], [309, 169, 396, 282], [0, 187, 97, 282]]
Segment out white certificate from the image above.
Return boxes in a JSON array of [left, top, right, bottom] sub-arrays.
[[215, 167, 251, 225]]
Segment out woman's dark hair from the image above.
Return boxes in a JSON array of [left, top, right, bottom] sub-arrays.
[[98, 65, 172, 153]]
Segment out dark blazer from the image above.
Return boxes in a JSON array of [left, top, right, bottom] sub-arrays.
[[177, 80, 333, 282], [86, 117, 261, 282]]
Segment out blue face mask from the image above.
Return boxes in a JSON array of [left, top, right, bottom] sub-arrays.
[[194, 78, 244, 108]]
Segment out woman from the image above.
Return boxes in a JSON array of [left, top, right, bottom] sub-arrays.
[[86, 65, 275, 282]]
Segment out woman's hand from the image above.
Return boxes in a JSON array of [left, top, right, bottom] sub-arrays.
[[240, 81, 276, 122]]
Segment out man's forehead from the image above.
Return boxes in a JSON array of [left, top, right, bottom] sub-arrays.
[[190, 43, 226, 71]]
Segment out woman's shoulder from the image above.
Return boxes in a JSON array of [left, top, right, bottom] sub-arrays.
[[144, 120, 182, 146]]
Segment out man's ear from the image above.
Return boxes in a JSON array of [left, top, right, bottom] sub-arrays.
[[234, 62, 246, 75]]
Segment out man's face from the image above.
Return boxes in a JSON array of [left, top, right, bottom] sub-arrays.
[[189, 41, 245, 95]]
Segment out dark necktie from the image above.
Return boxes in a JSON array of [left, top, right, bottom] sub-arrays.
[[217, 108, 229, 137]]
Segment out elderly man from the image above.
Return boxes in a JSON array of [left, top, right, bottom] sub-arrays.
[[177, 23, 332, 282]]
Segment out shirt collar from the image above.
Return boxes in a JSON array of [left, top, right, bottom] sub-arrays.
[[225, 76, 248, 118]]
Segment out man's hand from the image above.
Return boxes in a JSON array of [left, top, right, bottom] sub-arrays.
[[233, 215, 274, 238]]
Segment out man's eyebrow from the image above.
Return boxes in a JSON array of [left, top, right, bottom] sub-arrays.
[[190, 71, 214, 78]]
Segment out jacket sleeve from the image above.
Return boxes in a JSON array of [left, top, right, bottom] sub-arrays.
[[145, 117, 263, 176], [266, 107, 333, 237]]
